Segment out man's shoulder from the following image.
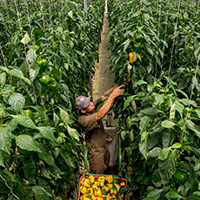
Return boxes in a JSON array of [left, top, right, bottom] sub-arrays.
[[78, 113, 96, 123]]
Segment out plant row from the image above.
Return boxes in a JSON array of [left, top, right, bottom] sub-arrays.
[[0, 0, 104, 199], [108, 0, 200, 199]]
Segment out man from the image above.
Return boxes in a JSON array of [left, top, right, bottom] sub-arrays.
[[76, 85, 125, 174]]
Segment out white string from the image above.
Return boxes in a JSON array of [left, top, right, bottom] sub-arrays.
[[0, 174, 20, 200]]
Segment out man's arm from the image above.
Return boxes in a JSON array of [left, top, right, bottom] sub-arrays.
[[101, 85, 118, 101], [96, 85, 124, 121]]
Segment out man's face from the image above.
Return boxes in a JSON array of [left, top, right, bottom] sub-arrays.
[[82, 102, 95, 114]]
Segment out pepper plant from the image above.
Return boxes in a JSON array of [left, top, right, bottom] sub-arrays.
[[0, 0, 104, 199], [108, 0, 200, 199]]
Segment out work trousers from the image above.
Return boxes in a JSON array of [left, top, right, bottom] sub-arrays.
[[87, 145, 110, 174]]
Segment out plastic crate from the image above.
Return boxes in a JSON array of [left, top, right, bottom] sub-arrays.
[[78, 174, 127, 200]]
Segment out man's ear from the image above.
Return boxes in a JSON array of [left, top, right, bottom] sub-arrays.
[[81, 109, 86, 114]]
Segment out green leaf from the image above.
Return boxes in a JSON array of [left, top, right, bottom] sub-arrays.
[[161, 120, 175, 128], [32, 186, 52, 200], [67, 125, 80, 141], [139, 116, 151, 132], [139, 131, 148, 159], [169, 103, 176, 121], [59, 107, 69, 125], [8, 93, 25, 111], [23, 159, 36, 181], [53, 112, 59, 126], [123, 39, 131, 52], [141, 107, 158, 116], [60, 150, 75, 168], [8, 68, 31, 85], [133, 80, 147, 88], [158, 147, 170, 160], [165, 190, 183, 199], [68, 11, 73, 19], [123, 96, 134, 110], [175, 100, 184, 117], [0, 127, 12, 154], [148, 147, 161, 158], [0, 152, 5, 167], [12, 114, 37, 129], [186, 119, 200, 138], [16, 135, 41, 152], [146, 189, 163, 200], [0, 72, 6, 86], [21, 33, 30, 44], [37, 127, 56, 142], [26, 49, 37, 64], [171, 143, 182, 149], [38, 144, 55, 166], [193, 191, 200, 196]]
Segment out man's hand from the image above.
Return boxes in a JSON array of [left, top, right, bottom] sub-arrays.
[[111, 84, 125, 98]]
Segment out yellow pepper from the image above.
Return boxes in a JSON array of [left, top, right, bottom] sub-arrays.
[[96, 197, 104, 200], [98, 180, 105, 187], [114, 183, 120, 192], [88, 188, 94, 194], [102, 185, 110, 195], [83, 178, 92, 188], [94, 187, 102, 197], [110, 187, 117, 195], [106, 183, 113, 189], [89, 175, 95, 184], [91, 194, 96, 200], [98, 177, 105, 182], [120, 181, 126, 187], [129, 52, 134, 63], [106, 175, 113, 183], [82, 194, 92, 200], [80, 186, 88, 194]]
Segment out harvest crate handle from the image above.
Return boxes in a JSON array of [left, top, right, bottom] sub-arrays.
[[118, 135, 122, 174], [84, 147, 88, 172]]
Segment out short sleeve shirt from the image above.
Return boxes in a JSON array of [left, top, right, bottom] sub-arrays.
[[78, 113, 107, 149]]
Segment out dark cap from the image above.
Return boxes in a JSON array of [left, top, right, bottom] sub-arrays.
[[76, 96, 90, 110]]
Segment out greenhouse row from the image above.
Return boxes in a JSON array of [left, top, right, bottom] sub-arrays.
[[0, 0, 199, 199]]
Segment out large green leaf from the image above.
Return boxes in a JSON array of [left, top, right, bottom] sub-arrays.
[[186, 119, 200, 138], [37, 127, 56, 142], [12, 114, 37, 129], [141, 107, 158, 116], [161, 120, 175, 128], [16, 135, 41, 152], [0, 72, 6, 86], [139, 116, 151, 132], [8, 68, 31, 85], [0, 128, 12, 154], [8, 93, 25, 111], [145, 189, 163, 200], [26, 49, 37, 64], [148, 147, 161, 158], [0, 152, 5, 167], [165, 190, 183, 199], [38, 144, 55, 166], [67, 125, 80, 141], [59, 107, 69, 125], [139, 131, 148, 159], [32, 186, 52, 200], [23, 159, 36, 181], [158, 147, 170, 161]]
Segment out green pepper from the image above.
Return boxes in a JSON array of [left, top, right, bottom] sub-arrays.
[[174, 171, 186, 184], [39, 74, 51, 86], [37, 58, 48, 68]]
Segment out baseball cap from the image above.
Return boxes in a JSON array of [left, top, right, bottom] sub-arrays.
[[76, 96, 90, 110]]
